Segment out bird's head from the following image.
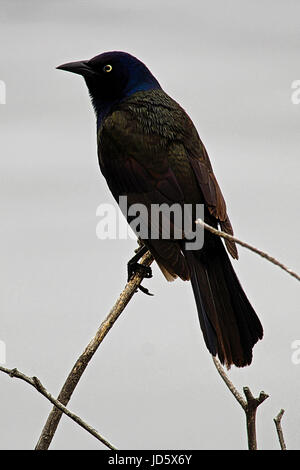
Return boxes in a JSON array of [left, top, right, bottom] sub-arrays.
[[57, 51, 161, 122]]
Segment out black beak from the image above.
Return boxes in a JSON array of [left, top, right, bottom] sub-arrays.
[[56, 60, 94, 77]]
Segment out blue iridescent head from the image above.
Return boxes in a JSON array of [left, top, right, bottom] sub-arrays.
[[57, 51, 161, 123]]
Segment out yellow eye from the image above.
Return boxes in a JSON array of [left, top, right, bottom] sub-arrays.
[[103, 64, 112, 73]]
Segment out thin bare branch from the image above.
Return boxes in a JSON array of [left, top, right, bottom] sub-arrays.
[[0, 365, 116, 449], [212, 356, 269, 450], [196, 219, 300, 281], [35, 249, 153, 450], [212, 356, 246, 408], [274, 409, 287, 450]]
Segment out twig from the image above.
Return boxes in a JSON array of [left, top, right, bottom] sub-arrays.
[[35, 250, 153, 450], [243, 386, 269, 450], [196, 219, 300, 281], [0, 366, 116, 450], [212, 356, 246, 408], [274, 409, 287, 450], [212, 356, 269, 450]]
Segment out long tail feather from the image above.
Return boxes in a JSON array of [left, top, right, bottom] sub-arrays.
[[185, 239, 263, 368]]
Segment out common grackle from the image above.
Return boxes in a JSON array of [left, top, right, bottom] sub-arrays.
[[57, 51, 263, 367]]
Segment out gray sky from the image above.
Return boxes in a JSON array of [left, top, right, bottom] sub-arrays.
[[0, 0, 299, 450]]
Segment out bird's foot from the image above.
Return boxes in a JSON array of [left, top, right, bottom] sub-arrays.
[[127, 262, 153, 282], [127, 245, 154, 296], [129, 262, 153, 296]]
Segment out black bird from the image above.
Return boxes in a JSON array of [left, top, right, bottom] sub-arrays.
[[57, 51, 263, 368]]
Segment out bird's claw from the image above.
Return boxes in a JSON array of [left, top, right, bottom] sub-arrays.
[[137, 284, 154, 296], [127, 245, 154, 296], [128, 262, 153, 281], [128, 263, 154, 296]]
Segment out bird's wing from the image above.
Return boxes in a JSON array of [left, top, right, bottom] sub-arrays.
[[183, 119, 238, 259], [126, 89, 238, 258]]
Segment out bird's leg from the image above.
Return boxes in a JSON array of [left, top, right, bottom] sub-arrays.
[[127, 243, 153, 296]]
